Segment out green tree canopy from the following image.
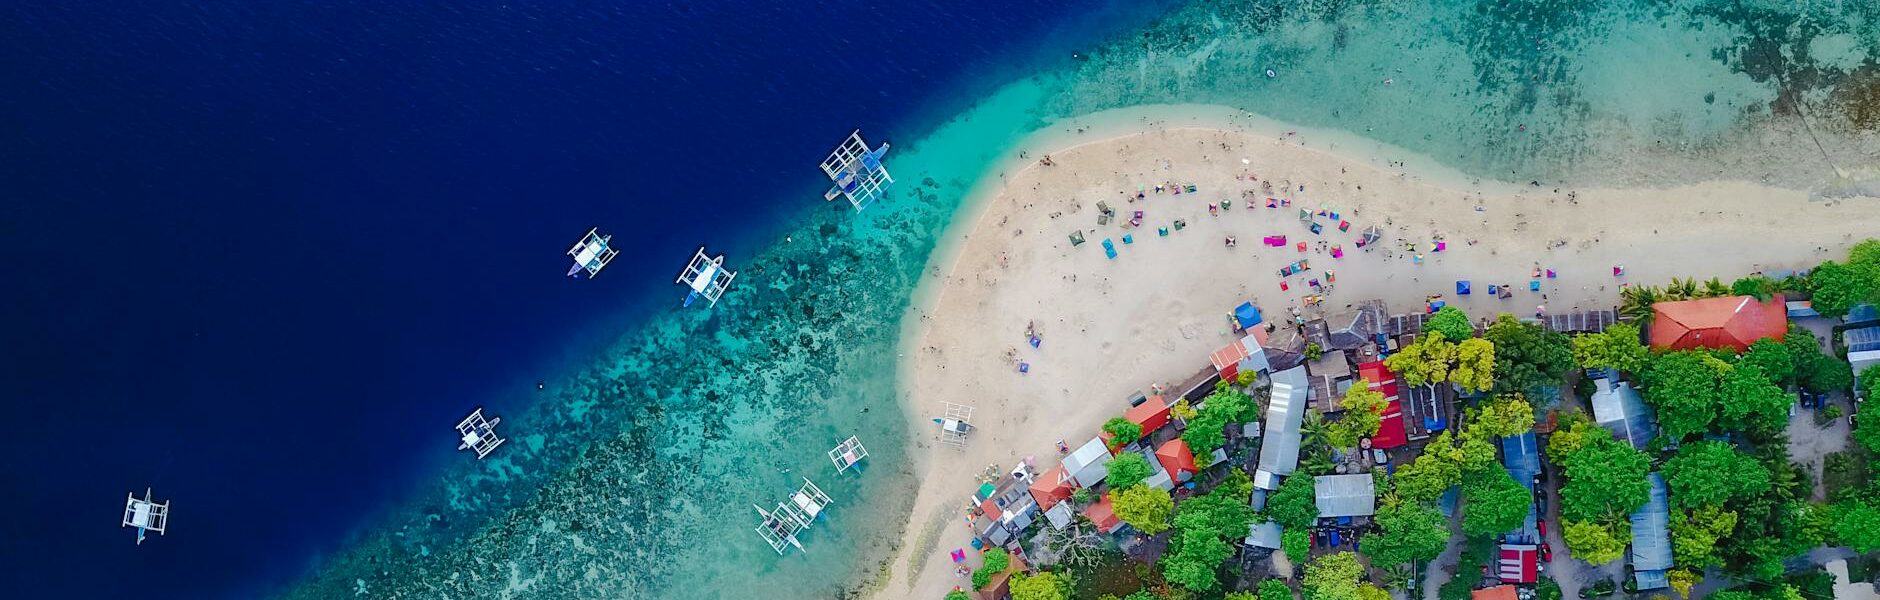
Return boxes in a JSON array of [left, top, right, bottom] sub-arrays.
[[1717, 363, 1793, 434], [1163, 472, 1259, 592], [1303, 552, 1365, 600], [1558, 434, 1652, 522], [1642, 351, 1728, 439], [1386, 332, 1457, 388], [1855, 378, 1880, 453], [1164, 527, 1232, 592], [1731, 275, 1779, 301], [1471, 394, 1536, 438], [1010, 571, 1071, 600], [1809, 259, 1880, 318], [1562, 519, 1629, 565], [1394, 432, 1463, 504], [1453, 338, 1497, 393], [1111, 484, 1173, 534], [1571, 323, 1648, 374], [1738, 338, 1796, 386], [1485, 314, 1573, 395], [1428, 306, 1475, 341], [1106, 452, 1153, 490], [1261, 579, 1297, 600], [1181, 388, 1256, 454], [1282, 527, 1310, 564], [1328, 381, 1388, 449], [1669, 505, 1737, 568], [1362, 498, 1450, 567], [1102, 417, 1142, 448], [1265, 472, 1320, 530], [1832, 498, 1880, 553], [1462, 462, 1535, 536], [1664, 442, 1771, 510], [946, 591, 972, 600]]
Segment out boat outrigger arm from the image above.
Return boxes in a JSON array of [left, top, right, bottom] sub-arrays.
[[677, 246, 737, 308]]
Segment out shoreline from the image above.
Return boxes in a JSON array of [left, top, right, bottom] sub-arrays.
[[875, 105, 1879, 599]]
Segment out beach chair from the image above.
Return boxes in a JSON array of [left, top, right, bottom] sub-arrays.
[[1103, 239, 1117, 259]]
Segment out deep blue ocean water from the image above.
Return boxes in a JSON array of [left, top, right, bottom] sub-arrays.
[[0, 2, 1160, 597]]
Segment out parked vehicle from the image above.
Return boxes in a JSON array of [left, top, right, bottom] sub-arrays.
[[1538, 519, 1549, 537]]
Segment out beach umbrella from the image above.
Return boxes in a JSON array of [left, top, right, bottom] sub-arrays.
[[1457, 281, 1472, 295], [1546, 269, 1557, 278], [1338, 220, 1351, 232]]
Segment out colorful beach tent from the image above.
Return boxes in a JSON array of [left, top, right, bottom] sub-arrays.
[[1264, 235, 1287, 247], [1235, 302, 1264, 329], [1457, 281, 1472, 295]]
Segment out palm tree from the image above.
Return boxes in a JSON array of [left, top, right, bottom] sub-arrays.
[[1674, 277, 1699, 300], [1702, 277, 1729, 298], [1302, 447, 1335, 475], [1301, 410, 1331, 451], [1620, 286, 1660, 323]]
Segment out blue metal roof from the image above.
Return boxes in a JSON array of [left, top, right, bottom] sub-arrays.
[[1629, 473, 1673, 572], [1500, 432, 1541, 544], [1846, 326, 1880, 353]]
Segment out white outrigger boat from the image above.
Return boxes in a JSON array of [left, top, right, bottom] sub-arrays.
[[455, 407, 505, 460], [933, 402, 975, 448], [828, 436, 868, 474], [676, 246, 736, 308], [121, 487, 170, 545], [566, 227, 619, 278], [755, 478, 833, 554], [820, 129, 893, 211]]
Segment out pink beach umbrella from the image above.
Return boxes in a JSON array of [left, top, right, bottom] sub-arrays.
[[951, 549, 966, 563]]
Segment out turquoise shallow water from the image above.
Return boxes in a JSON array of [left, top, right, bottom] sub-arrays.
[[285, 1, 1877, 598]]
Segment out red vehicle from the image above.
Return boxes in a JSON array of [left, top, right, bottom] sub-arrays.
[[1538, 519, 1549, 537], [1540, 542, 1554, 562]]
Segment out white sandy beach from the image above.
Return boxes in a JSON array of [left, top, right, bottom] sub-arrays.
[[874, 107, 1880, 600]]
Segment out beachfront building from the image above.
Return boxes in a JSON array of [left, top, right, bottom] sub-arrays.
[[1325, 299, 1388, 358], [975, 555, 1030, 600], [1110, 394, 1172, 449], [1155, 439, 1199, 486], [1629, 473, 1674, 591], [1496, 544, 1540, 584], [1255, 366, 1310, 491], [1846, 323, 1880, 396], [1590, 373, 1656, 449], [1211, 335, 1272, 384], [820, 129, 894, 211], [1540, 309, 1618, 334], [1499, 432, 1542, 545], [1064, 437, 1113, 488], [1355, 361, 1409, 450], [972, 465, 1041, 548], [1647, 295, 1787, 351], [1029, 464, 1076, 513], [1306, 349, 1353, 413], [1473, 585, 1521, 600], [1313, 474, 1377, 519], [1256, 326, 1308, 373], [1084, 494, 1122, 534]]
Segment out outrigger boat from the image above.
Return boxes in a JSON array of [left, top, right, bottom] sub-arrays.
[[933, 402, 975, 448], [566, 228, 619, 278], [676, 246, 736, 308], [121, 487, 170, 545], [820, 129, 893, 211], [828, 436, 868, 474], [754, 478, 834, 554], [455, 407, 506, 460]]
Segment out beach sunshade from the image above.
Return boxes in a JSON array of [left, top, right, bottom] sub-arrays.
[[1530, 280, 1541, 291], [1280, 281, 1289, 291], [1299, 209, 1313, 222], [951, 549, 966, 563], [1122, 234, 1134, 245], [1546, 269, 1557, 278], [1613, 265, 1625, 276], [1435, 241, 1447, 252], [1413, 254, 1424, 264], [1264, 235, 1286, 247], [1267, 198, 1278, 208], [1158, 227, 1168, 237], [1331, 248, 1344, 259], [1297, 242, 1308, 252], [1310, 223, 1324, 234], [1339, 220, 1351, 232], [1102, 239, 1117, 259], [1069, 231, 1085, 246], [1488, 284, 1500, 295], [1235, 302, 1264, 328], [1428, 300, 1445, 312], [1457, 281, 1472, 295], [1174, 219, 1186, 231]]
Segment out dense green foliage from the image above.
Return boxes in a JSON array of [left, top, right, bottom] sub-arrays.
[[1554, 430, 1651, 522], [1738, 338, 1796, 385], [1261, 579, 1296, 600], [1182, 388, 1255, 454], [1809, 259, 1880, 318], [1571, 322, 1648, 374], [1102, 417, 1142, 448], [1669, 505, 1737, 568], [1282, 527, 1310, 564], [1663, 441, 1771, 510], [1328, 381, 1387, 449], [946, 591, 972, 600], [1857, 377, 1880, 453], [1106, 452, 1153, 490], [1833, 498, 1880, 553], [1362, 498, 1449, 567], [1787, 326, 1854, 393], [1162, 471, 1257, 592], [1302, 552, 1365, 600], [1461, 462, 1534, 536], [1642, 350, 1729, 439], [1111, 484, 1173, 534], [1384, 333, 1495, 392], [1471, 394, 1535, 438], [1265, 470, 1319, 530], [973, 548, 1012, 589], [1484, 315, 1573, 396], [1562, 519, 1628, 564], [1011, 571, 1071, 600], [1719, 363, 1792, 434], [1427, 306, 1474, 342]]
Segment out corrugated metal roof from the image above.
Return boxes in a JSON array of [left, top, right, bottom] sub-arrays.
[[1590, 377, 1656, 449], [1500, 432, 1541, 543], [1314, 474, 1377, 517], [1246, 521, 1283, 549], [1846, 326, 1880, 353], [1629, 473, 1673, 571], [1064, 437, 1112, 488], [1256, 366, 1310, 489]]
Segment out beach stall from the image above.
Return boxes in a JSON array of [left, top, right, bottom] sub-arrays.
[[820, 129, 894, 211], [121, 488, 170, 545], [677, 247, 738, 308], [565, 227, 619, 278], [454, 407, 506, 460]]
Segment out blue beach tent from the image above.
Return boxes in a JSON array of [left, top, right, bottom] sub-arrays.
[[1456, 280, 1471, 295], [1102, 239, 1117, 259], [1235, 302, 1264, 329]]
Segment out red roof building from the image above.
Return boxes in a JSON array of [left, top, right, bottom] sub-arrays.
[[1028, 465, 1075, 512], [1210, 337, 1254, 382], [1084, 494, 1121, 533], [1497, 544, 1538, 584], [1472, 586, 1520, 600], [1126, 395, 1171, 436], [1648, 294, 1787, 352], [1355, 362, 1408, 449], [1155, 438, 1199, 483]]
